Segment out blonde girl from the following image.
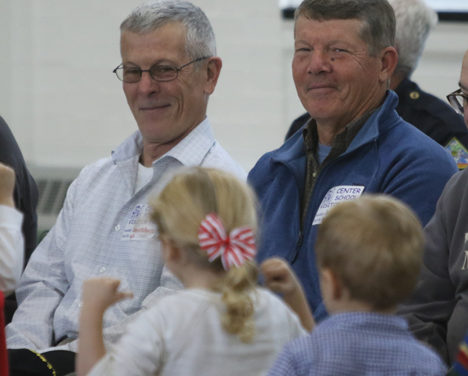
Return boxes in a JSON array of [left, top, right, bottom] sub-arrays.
[[77, 167, 308, 376]]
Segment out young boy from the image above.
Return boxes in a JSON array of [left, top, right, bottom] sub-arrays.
[[265, 195, 446, 375]]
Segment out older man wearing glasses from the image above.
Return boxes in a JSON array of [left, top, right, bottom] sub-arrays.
[[6, 1, 244, 375], [400, 50, 468, 366]]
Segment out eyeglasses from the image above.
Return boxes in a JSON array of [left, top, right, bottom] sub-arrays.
[[113, 56, 210, 83], [447, 88, 468, 115]]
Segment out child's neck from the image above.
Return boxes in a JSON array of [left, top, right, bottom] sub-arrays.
[[178, 264, 224, 290], [329, 299, 396, 315]]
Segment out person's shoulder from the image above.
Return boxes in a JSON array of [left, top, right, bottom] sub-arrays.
[[77, 132, 140, 179], [412, 86, 459, 117], [248, 133, 303, 179], [254, 287, 292, 309], [202, 141, 246, 180], [0, 116, 13, 138], [406, 339, 447, 374], [440, 169, 468, 198], [386, 118, 455, 161], [278, 325, 316, 358], [399, 80, 466, 128], [285, 113, 310, 140], [76, 156, 114, 179], [253, 288, 306, 335], [62, 156, 115, 199]]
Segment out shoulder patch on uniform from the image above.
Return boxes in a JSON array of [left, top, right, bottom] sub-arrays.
[[445, 137, 468, 170]]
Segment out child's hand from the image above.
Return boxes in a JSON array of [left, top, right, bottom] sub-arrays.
[[78, 278, 132, 376], [0, 162, 15, 207], [82, 277, 133, 314], [260, 257, 301, 297], [261, 257, 315, 331]]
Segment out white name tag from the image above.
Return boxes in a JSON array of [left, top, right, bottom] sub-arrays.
[[121, 204, 156, 241], [312, 185, 365, 226]]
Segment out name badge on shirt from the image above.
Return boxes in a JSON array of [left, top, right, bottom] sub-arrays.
[[312, 185, 365, 226], [121, 204, 156, 241]]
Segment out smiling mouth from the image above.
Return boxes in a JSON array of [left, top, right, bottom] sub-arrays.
[[140, 104, 171, 111], [308, 84, 334, 91], [306, 86, 336, 96]]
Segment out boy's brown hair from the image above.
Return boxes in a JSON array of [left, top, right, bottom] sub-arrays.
[[315, 194, 424, 310]]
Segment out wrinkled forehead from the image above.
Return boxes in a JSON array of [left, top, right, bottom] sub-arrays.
[[293, 15, 368, 50], [294, 15, 366, 37]]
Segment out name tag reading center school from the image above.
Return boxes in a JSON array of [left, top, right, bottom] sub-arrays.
[[312, 185, 365, 226]]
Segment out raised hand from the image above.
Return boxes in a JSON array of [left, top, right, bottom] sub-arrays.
[[82, 277, 133, 314]]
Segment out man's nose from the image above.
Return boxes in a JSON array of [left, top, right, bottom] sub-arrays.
[[307, 51, 333, 75], [136, 71, 160, 94]]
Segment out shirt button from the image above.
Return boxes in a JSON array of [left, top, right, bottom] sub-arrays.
[[115, 224, 120, 231], [99, 267, 106, 273]]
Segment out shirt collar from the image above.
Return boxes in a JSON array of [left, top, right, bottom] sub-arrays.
[[158, 117, 215, 167], [111, 118, 215, 167], [303, 110, 374, 158]]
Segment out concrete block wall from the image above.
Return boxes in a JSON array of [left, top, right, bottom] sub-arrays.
[[0, 1, 467, 172]]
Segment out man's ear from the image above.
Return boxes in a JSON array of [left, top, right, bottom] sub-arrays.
[[378, 46, 398, 84], [203, 57, 222, 95]]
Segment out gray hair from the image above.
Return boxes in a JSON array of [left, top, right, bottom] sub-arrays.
[[295, 0, 395, 57], [388, 0, 438, 77], [120, 0, 216, 59]]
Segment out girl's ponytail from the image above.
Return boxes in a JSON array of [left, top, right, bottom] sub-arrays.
[[219, 261, 257, 343]]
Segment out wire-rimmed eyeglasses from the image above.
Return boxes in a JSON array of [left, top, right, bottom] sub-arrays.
[[447, 88, 468, 115], [113, 56, 211, 83]]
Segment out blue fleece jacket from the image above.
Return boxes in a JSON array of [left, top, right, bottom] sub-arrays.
[[248, 91, 458, 320]]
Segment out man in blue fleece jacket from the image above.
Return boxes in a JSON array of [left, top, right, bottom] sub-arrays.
[[248, 0, 457, 321]]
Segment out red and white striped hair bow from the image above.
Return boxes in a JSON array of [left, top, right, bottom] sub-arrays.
[[198, 213, 256, 271]]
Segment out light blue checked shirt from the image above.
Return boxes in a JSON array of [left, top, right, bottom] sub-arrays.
[[268, 312, 447, 376], [6, 118, 245, 352]]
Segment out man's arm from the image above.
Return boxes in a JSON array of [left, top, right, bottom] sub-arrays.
[[6, 177, 77, 350]]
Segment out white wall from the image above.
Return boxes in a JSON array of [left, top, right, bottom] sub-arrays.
[[1, 1, 467, 172]]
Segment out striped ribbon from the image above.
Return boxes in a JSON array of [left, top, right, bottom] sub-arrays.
[[198, 213, 256, 270]]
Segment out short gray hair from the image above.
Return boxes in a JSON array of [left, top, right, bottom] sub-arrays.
[[121, 0, 216, 59], [295, 0, 395, 57], [388, 0, 438, 77]]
